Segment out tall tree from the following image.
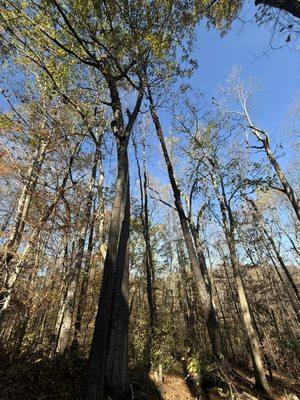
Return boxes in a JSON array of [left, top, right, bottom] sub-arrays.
[[147, 82, 224, 358], [224, 70, 300, 222], [208, 158, 272, 397]]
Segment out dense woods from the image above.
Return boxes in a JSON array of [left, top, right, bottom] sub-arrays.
[[0, 1, 299, 400]]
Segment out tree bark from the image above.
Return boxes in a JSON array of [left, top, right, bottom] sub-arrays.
[[87, 140, 130, 399], [134, 139, 157, 368], [87, 77, 143, 399], [72, 216, 95, 347]]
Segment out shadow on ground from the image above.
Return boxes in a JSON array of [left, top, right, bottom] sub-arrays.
[[0, 350, 163, 400], [0, 351, 87, 400]]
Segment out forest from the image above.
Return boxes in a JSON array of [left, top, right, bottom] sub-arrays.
[[0, 1, 299, 399]]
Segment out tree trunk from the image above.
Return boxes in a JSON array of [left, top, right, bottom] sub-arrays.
[[189, 221, 224, 356], [214, 279, 236, 360], [142, 171, 157, 367], [55, 236, 84, 353], [0, 148, 77, 325], [72, 220, 95, 347], [247, 120, 300, 221], [87, 75, 143, 398], [56, 139, 101, 353], [210, 169, 272, 397], [2, 139, 47, 267], [247, 198, 300, 303], [147, 85, 224, 357], [134, 139, 157, 368], [175, 236, 201, 352], [87, 140, 130, 399], [97, 154, 105, 249], [267, 248, 300, 323], [234, 267, 272, 396]]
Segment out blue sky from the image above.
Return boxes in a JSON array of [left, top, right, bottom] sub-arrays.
[[192, 5, 299, 139]]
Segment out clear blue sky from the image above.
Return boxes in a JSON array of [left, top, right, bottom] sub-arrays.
[[192, 5, 299, 139]]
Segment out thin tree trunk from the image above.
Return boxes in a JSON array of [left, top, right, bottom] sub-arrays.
[[0, 147, 77, 325], [210, 166, 272, 397], [147, 84, 224, 357], [57, 139, 101, 353], [3, 139, 47, 260], [55, 236, 84, 353], [97, 154, 105, 247], [267, 248, 300, 323], [245, 116, 300, 221], [134, 138, 157, 369], [189, 220, 224, 355], [246, 198, 300, 303], [214, 279, 236, 360], [175, 235, 201, 352], [72, 215, 95, 347]]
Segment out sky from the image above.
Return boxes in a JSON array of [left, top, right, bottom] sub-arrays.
[[192, 4, 299, 140]]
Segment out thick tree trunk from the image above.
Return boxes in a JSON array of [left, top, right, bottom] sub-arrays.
[[147, 85, 224, 357], [87, 75, 143, 399], [87, 140, 130, 399]]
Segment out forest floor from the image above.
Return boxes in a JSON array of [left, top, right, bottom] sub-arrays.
[[0, 352, 299, 400], [154, 370, 300, 400]]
